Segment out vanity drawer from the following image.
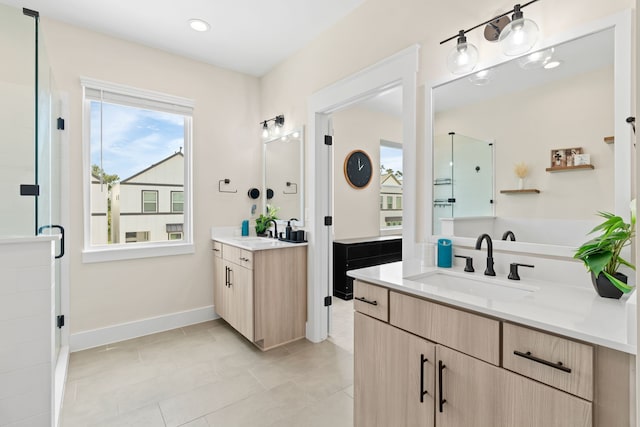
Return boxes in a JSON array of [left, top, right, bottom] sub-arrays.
[[390, 291, 500, 365], [212, 241, 223, 258], [353, 280, 389, 322], [502, 322, 593, 401], [223, 244, 254, 269]]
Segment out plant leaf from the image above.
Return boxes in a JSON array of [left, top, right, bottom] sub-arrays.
[[603, 272, 634, 293]]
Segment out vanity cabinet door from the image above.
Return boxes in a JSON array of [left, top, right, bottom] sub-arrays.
[[354, 312, 435, 427], [213, 244, 227, 319], [435, 344, 504, 427], [226, 261, 254, 341]]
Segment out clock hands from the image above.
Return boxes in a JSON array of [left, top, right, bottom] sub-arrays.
[[358, 158, 364, 171]]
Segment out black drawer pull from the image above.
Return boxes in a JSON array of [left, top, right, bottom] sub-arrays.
[[355, 296, 378, 306], [420, 354, 429, 402], [438, 360, 446, 413], [513, 350, 572, 373]]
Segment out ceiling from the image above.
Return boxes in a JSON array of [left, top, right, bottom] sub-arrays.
[[0, 0, 364, 77]]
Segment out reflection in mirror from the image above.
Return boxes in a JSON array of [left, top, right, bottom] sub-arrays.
[[264, 127, 304, 225], [433, 132, 494, 235], [430, 24, 631, 249]]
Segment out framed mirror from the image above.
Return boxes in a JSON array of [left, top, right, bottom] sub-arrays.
[[263, 127, 304, 226], [427, 11, 632, 256]]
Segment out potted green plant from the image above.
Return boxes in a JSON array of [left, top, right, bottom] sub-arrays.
[[574, 203, 636, 299], [255, 205, 279, 236]]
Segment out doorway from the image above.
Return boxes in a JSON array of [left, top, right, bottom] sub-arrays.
[[306, 45, 419, 343]]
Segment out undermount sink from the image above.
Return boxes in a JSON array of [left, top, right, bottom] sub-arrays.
[[405, 269, 539, 300]]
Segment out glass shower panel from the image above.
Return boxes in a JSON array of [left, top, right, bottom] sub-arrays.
[[38, 33, 63, 358], [433, 133, 454, 234], [0, 5, 36, 237], [452, 134, 493, 217]]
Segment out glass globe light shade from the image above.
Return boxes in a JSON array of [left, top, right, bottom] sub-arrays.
[[499, 17, 539, 56], [446, 40, 479, 75]]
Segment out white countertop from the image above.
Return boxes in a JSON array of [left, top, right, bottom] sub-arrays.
[[348, 261, 637, 355], [213, 235, 308, 251]]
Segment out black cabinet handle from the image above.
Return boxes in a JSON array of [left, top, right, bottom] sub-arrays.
[[354, 296, 378, 306], [420, 354, 429, 402], [227, 267, 233, 287], [225, 266, 231, 287], [438, 360, 447, 413], [513, 350, 572, 373]]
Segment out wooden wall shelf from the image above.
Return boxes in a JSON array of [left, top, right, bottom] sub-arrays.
[[500, 189, 541, 194], [546, 165, 595, 172], [604, 136, 614, 144]]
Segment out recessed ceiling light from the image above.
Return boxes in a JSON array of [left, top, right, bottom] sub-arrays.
[[543, 60, 563, 70], [188, 19, 210, 32]]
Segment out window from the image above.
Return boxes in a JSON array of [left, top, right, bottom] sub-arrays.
[[142, 190, 158, 213], [380, 140, 403, 231], [125, 231, 149, 243], [82, 78, 194, 262], [171, 191, 184, 213]]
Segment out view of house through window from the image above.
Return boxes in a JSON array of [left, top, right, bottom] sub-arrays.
[[380, 140, 403, 229], [84, 80, 192, 248]]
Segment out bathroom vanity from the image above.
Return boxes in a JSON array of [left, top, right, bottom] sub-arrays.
[[350, 262, 636, 427], [212, 236, 307, 350]]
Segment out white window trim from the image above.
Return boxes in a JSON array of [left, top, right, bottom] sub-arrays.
[[81, 78, 194, 263]]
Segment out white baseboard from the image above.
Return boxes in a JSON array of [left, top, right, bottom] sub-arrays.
[[70, 306, 219, 352]]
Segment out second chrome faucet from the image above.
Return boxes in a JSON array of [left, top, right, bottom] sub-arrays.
[[475, 233, 496, 276]]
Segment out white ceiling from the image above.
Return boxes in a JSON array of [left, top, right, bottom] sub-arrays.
[[0, 0, 364, 76]]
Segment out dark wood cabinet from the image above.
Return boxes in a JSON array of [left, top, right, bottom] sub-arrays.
[[333, 236, 401, 300]]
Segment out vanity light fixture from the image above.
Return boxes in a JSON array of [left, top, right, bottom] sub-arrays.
[[518, 47, 554, 70], [260, 115, 285, 139], [440, 0, 540, 74], [188, 18, 210, 32]]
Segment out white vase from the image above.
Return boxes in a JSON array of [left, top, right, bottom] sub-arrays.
[[518, 178, 525, 190]]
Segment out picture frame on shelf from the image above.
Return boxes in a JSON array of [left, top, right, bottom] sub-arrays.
[[550, 147, 582, 168]]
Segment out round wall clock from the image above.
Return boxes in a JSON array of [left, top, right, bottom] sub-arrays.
[[344, 149, 372, 189]]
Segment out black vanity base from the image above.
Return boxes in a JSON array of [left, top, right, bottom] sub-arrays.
[[333, 236, 402, 300]]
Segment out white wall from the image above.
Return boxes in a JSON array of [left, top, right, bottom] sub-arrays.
[[41, 19, 262, 335], [331, 106, 402, 240], [435, 66, 615, 220]]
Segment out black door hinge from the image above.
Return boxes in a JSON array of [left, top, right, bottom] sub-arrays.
[[20, 184, 40, 196], [324, 216, 332, 226], [56, 315, 65, 329], [57, 117, 65, 130], [490, 199, 494, 204], [447, 198, 456, 203], [324, 296, 332, 307], [324, 135, 333, 145]]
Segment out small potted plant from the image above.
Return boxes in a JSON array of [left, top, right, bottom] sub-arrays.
[[255, 205, 279, 236], [574, 202, 635, 299], [514, 162, 529, 190]]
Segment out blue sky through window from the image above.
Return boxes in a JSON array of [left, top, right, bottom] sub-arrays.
[[90, 101, 185, 180], [380, 145, 402, 175]]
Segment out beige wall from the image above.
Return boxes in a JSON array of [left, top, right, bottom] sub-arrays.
[[260, 0, 634, 242], [435, 66, 614, 220], [34, 0, 634, 335], [331, 107, 402, 240], [42, 19, 262, 333]]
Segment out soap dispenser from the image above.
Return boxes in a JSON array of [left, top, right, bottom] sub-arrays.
[[286, 218, 298, 241]]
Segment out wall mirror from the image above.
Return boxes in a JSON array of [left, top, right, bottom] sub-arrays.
[[264, 127, 304, 226], [428, 12, 632, 256]]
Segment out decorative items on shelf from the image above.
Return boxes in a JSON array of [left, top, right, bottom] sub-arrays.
[[500, 189, 540, 194], [574, 201, 636, 299], [514, 161, 529, 190], [546, 147, 594, 172]]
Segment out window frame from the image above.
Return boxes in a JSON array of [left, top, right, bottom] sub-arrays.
[[171, 191, 184, 213], [380, 139, 403, 233], [142, 190, 159, 213], [81, 77, 194, 263]]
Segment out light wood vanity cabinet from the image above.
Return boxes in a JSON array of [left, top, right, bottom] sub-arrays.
[[354, 281, 632, 427], [213, 240, 307, 350]]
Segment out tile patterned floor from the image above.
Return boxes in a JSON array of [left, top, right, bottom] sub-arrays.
[[62, 312, 354, 427]]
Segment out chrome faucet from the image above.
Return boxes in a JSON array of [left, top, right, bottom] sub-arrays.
[[265, 219, 278, 239], [501, 230, 516, 241], [475, 233, 496, 276]]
